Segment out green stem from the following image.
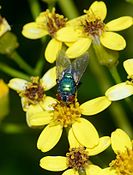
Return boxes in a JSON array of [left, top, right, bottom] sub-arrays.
[[0, 62, 30, 81], [0, 123, 28, 134], [109, 66, 122, 83], [34, 57, 45, 76], [125, 97, 133, 113], [9, 51, 36, 76], [58, 0, 79, 18], [89, 48, 133, 137], [110, 102, 133, 137], [48, 1, 56, 10], [28, 0, 41, 19], [34, 37, 48, 76]]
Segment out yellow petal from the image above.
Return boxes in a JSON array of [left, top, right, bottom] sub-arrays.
[[67, 15, 86, 27], [66, 38, 91, 58], [72, 118, 99, 148], [26, 105, 52, 127], [86, 165, 102, 175], [65, 41, 75, 47], [0, 80, 9, 97], [40, 156, 67, 171], [45, 38, 62, 63], [22, 22, 48, 39], [68, 128, 81, 148], [123, 58, 133, 76], [8, 78, 27, 91], [0, 18, 11, 36], [21, 97, 28, 111], [111, 128, 132, 154], [100, 32, 126, 50], [101, 168, 117, 175], [42, 96, 57, 111], [87, 136, 110, 156], [105, 82, 133, 101], [56, 27, 80, 42], [37, 124, 62, 152], [88, 1, 107, 21], [80, 96, 111, 115], [62, 169, 78, 175], [106, 16, 133, 31], [41, 67, 56, 91]]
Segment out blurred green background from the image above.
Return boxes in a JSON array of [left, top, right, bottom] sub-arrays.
[[0, 0, 133, 174]]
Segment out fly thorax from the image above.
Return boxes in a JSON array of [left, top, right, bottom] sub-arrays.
[[66, 147, 89, 171], [53, 100, 81, 127], [20, 77, 45, 105], [59, 73, 76, 93]]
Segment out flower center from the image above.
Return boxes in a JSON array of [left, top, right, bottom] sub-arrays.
[[110, 144, 133, 175], [127, 75, 133, 86], [40, 8, 67, 36], [66, 147, 89, 171], [53, 101, 81, 127], [82, 14, 105, 38], [21, 77, 45, 105]]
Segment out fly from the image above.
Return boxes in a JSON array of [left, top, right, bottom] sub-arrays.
[[56, 51, 89, 103]]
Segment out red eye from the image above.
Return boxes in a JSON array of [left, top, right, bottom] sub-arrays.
[[56, 93, 61, 101], [68, 95, 75, 102]]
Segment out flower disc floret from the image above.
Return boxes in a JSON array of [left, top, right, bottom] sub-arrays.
[[53, 101, 81, 127], [66, 147, 89, 171], [21, 77, 45, 105], [37, 8, 67, 37], [110, 145, 133, 175], [82, 13, 105, 38]]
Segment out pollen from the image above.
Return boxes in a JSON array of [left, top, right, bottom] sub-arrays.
[[110, 144, 133, 175], [21, 77, 45, 105], [66, 147, 89, 171], [39, 8, 67, 37], [82, 14, 105, 38], [53, 101, 81, 127]]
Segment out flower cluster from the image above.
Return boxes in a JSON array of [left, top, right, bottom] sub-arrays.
[[1, 1, 133, 175]]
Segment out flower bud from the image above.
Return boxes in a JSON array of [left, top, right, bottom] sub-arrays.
[[93, 40, 119, 68]]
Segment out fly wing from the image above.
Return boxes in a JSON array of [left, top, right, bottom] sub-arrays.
[[56, 50, 71, 81], [71, 52, 89, 84]]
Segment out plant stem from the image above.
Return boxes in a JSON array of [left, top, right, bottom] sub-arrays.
[[9, 51, 36, 76], [109, 66, 122, 83], [58, 0, 79, 19], [0, 123, 28, 134], [89, 48, 133, 137], [34, 56, 45, 76], [0, 62, 30, 81], [28, 0, 41, 19]]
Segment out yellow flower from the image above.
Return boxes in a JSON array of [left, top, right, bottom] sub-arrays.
[[40, 129, 110, 175], [0, 79, 9, 119], [99, 129, 133, 175], [56, 1, 133, 58], [22, 8, 76, 63], [8, 67, 56, 112], [27, 96, 111, 152], [0, 16, 11, 37], [105, 59, 133, 101]]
